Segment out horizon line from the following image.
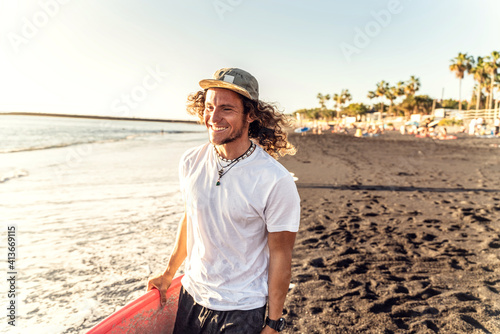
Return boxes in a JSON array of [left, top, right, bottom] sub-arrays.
[[0, 111, 198, 124]]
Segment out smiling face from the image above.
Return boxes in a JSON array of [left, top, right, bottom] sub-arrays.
[[204, 88, 251, 157]]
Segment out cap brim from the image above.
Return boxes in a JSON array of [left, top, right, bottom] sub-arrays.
[[199, 79, 252, 100]]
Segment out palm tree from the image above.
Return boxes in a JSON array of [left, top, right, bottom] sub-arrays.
[[495, 73, 500, 102], [470, 57, 487, 110], [397, 95, 416, 118], [470, 84, 486, 110], [484, 51, 500, 109], [332, 93, 340, 111], [374, 81, 389, 112], [367, 90, 377, 111], [386, 86, 398, 115], [392, 81, 406, 116], [484, 76, 494, 110], [449, 52, 474, 111], [340, 89, 352, 109], [333, 89, 352, 117], [316, 93, 330, 110], [395, 81, 406, 99], [495, 74, 500, 110], [404, 76, 421, 97], [414, 95, 434, 115], [316, 93, 323, 109]]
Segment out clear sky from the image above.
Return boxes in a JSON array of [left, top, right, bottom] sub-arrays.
[[0, 0, 498, 120]]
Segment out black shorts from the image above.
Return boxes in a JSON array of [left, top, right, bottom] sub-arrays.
[[173, 286, 266, 334]]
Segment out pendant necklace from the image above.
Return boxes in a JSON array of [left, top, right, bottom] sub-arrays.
[[214, 142, 256, 186]]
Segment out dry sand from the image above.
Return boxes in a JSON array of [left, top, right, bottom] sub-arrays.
[[279, 132, 500, 334]]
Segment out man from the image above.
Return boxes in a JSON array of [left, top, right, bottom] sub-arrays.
[[148, 68, 300, 333]]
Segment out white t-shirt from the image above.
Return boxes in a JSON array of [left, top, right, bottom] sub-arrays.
[[179, 143, 300, 311]]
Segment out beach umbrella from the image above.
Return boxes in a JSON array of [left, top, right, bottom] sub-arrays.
[[294, 127, 310, 133]]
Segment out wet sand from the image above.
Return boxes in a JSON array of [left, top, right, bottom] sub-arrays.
[[280, 132, 500, 333]]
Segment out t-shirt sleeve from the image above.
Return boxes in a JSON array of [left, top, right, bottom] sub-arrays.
[[265, 174, 301, 233]]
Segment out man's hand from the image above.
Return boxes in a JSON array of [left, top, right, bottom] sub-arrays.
[[147, 273, 173, 306], [147, 212, 188, 306]]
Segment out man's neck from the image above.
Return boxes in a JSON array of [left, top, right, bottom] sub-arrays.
[[215, 140, 252, 160]]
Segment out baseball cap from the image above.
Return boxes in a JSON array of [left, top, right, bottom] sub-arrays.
[[199, 68, 259, 101]]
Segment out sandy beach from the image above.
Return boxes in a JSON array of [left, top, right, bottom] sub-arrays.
[[279, 131, 500, 333]]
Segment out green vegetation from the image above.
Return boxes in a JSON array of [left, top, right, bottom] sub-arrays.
[[294, 50, 499, 120], [332, 89, 352, 116], [343, 103, 369, 116], [450, 51, 500, 110], [394, 95, 429, 117], [367, 76, 421, 118], [438, 118, 463, 126], [294, 108, 335, 120], [449, 52, 474, 111], [441, 99, 468, 110]]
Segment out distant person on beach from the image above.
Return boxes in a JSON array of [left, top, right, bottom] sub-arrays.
[[469, 118, 477, 136], [494, 117, 500, 136], [436, 127, 448, 140], [148, 68, 300, 334], [477, 117, 484, 135], [421, 118, 431, 136]]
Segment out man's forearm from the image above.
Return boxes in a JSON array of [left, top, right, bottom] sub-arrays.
[[267, 256, 292, 319], [147, 212, 188, 304], [163, 212, 188, 278], [267, 231, 296, 320]]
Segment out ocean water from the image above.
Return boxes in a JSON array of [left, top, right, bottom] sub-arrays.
[[0, 115, 207, 333]]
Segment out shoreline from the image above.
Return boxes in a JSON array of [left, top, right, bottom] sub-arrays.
[[0, 111, 198, 124], [2, 128, 202, 333]]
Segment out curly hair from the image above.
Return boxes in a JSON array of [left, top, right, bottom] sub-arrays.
[[186, 90, 296, 159]]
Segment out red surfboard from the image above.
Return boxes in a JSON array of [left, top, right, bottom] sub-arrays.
[[87, 275, 183, 334]]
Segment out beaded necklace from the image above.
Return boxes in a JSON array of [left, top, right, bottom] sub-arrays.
[[214, 142, 256, 186]]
